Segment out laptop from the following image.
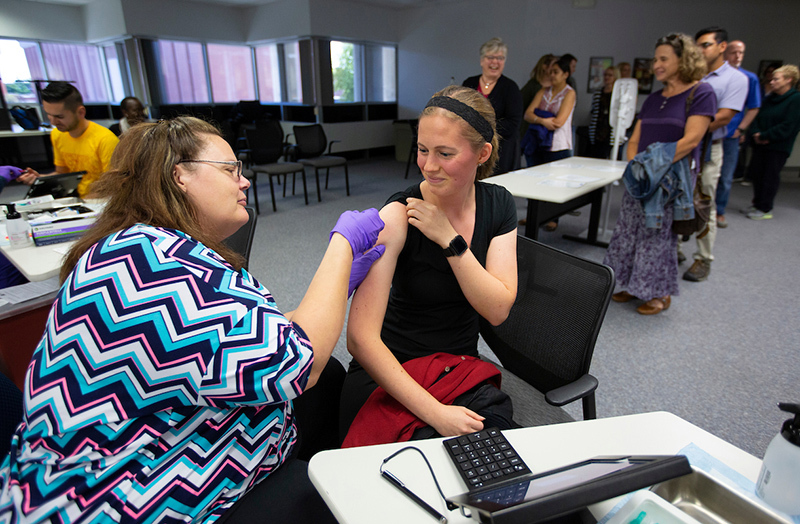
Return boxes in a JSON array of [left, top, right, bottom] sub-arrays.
[[25, 171, 86, 199]]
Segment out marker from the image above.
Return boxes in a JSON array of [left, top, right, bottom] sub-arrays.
[[381, 470, 447, 524]]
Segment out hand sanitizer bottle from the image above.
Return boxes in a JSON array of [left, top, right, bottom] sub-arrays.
[[5, 203, 31, 248], [756, 402, 800, 515]]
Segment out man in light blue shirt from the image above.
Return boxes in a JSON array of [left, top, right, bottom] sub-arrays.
[[716, 40, 761, 227], [682, 27, 748, 283]]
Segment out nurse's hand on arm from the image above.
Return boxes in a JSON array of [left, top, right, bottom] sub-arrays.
[[288, 208, 384, 388]]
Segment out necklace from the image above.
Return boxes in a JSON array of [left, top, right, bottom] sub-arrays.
[[481, 76, 497, 89], [659, 96, 669, 111]]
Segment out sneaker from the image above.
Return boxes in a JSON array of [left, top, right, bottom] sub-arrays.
[[740, 179, 752, 186], [677, 251, 686, 264], [746, 209, 773, 220], [683, 259, 711, 282], [716, 214, 728, 228], [739, 206, 756, 215]]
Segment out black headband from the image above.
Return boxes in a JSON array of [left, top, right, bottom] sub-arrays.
[[424, 96, 494, 143]]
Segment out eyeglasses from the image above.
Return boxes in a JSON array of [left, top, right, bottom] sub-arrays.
[[178, 159, 243, 181], [483, 55, 506, 62], [698, 42, 716, 49]]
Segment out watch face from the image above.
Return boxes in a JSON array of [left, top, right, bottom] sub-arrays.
[[446, 235, 468, 257]]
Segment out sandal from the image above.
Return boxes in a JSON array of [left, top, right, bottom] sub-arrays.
[[612, 291, 636, 303], [636, 296, 671, 315]]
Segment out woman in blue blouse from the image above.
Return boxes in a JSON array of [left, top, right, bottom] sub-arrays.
[[0, 117, 383, 523]]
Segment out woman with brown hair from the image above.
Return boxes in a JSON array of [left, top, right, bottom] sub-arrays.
[[0, 116, 384, 522], [604, 34, 716, 315]]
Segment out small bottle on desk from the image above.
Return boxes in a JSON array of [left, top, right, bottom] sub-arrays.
[[5, 203, 31, 248], [756, 402, 800, 516]]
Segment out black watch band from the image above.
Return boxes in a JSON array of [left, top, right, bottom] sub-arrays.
[[443, 235, 468, 257]]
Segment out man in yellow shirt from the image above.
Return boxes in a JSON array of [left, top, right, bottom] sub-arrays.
[[20, 82, 119, 198]]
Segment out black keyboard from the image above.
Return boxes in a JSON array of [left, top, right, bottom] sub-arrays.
[[443, 427, 531, 491]]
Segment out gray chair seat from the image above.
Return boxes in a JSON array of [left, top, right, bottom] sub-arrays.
[[251, 161, 306, 175], [299, 156, 346, 169]]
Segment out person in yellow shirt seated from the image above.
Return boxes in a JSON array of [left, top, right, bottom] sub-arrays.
[[19, 82, 119, 198]]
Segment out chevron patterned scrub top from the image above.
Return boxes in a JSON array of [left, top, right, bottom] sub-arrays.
[[0, 225, 314, 523]]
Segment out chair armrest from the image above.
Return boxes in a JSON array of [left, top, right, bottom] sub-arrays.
[[545, 374, 598, 407], [327, 140, 341, 154], [237, 149, 251, 168]]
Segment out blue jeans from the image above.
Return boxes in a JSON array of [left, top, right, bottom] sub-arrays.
[[525, 148, 573, 168], [716, 136, 740, 216]]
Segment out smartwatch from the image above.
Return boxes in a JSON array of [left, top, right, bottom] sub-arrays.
[[443, 235, 468, 257]]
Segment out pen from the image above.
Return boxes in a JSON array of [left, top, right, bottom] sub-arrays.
[[381, 470, 448, 524]]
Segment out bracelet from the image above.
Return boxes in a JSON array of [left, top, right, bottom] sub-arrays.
[[533, 116, 538, 124], [738, 128, 746, 133]]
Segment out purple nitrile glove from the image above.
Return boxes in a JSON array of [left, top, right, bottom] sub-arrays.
[[330, 208, 384, 256], [0, 166, 24, 183], [348, 244, 385, 297]]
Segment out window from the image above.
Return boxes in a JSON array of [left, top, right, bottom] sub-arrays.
[[103, 43, 127, 103], [0, 39, 42, 105], [255, 44, 281, 103], [156, 40, 209, 104], [41, 42, 111, 103], [207, 43, 255, 103], [365, 44, 396, 102], [283, 41, 303, 103], [330, 40, 362, 103]]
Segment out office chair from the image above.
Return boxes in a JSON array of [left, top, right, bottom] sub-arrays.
[[292, 124, 349, 201], [244, 124, 307, 214], [480, 236, 614, 421], [0, 372, 23, 458], [223, 206, 257, 271]]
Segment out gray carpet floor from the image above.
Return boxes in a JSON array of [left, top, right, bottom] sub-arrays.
[[244, 157, 799, 459]]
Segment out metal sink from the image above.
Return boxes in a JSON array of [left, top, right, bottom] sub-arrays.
[[650, 467, 792, 524]]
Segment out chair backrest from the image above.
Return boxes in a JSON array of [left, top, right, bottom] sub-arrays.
[[479, 236, 614, 406], [245, 122, 285, 165], [223, 206, 257, 270], [293, 124, 328, 159]]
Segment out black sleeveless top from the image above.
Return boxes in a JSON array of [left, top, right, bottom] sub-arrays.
[[379, 182, 517, 363]]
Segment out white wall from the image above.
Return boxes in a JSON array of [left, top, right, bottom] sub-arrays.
[[396, 0, 800, 122], [85, 0, 126, 43], [120, 0, 249, 42], [246, 0, 311, 42], [0, 0, 84, 42]]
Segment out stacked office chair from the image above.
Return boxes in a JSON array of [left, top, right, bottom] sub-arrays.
[[480, 236, 614, 424], [222, 206, 257, 271], [292, 124, 349, 201], [244, 123, 307, 213]]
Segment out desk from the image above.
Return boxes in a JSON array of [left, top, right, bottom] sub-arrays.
[[490, 157, 626, 245], [308, 412, 763, 524], [0, 241, 71, 282]]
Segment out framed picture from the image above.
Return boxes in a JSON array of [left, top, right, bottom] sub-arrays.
[[588, 57, 613, 92], [758, 60, 783, 81], [633, 58, 653, 94]]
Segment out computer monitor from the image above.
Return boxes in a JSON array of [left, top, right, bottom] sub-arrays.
[[25, 171, 86, 199]]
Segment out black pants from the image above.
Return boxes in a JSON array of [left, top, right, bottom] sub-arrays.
[[747, 146, 788, 212], [217, 358, 345, 524]]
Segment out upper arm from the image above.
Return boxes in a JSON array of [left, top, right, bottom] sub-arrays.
[[484, 229, 518, 317], [553, 90, 576, 126], [347, 202, 408, 347], [627, 121, 642, 161], [99, 134, 120, 171]]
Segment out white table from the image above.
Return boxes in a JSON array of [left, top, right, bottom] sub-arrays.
[[0, 241, 71, 282], [308, 412, 764, 524], [490, 157, 626, 245]]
